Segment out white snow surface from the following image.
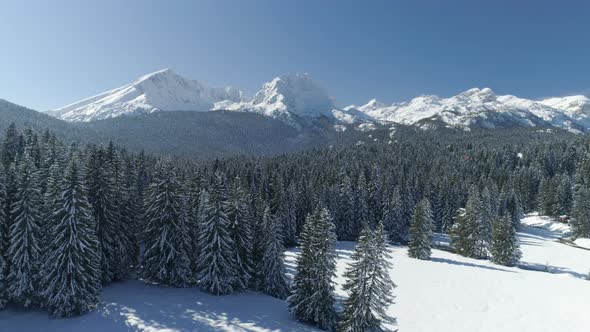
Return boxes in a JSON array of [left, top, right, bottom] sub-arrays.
[[48, 69, 243, 122], [3, 213, 590, 332]]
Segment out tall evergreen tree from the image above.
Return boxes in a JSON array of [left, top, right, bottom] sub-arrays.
[[7, 153, 42, 307], [197, 171, 238, 295], [279, 183, 298, 246], [499, 188, 523, 229], [141, 162, 192, 287], [354, 172, 370, 237], [258, 206, 290, 299], [2, 123, 20, 167], [288, 206, 337, 331], [0, 166, 8, 309], [40, 158, 102, 317], [384, 188, 403, 244], [227, 180, 253, 290], [86, 147, 120, 284], [340, 223, 396, 331], [337, 175, 355, 241], [571, 186, 590, 238], [408, 198, 433, 260], [490, 215, 521, 267]]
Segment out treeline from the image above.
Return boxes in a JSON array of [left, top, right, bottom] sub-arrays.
[[1, 123, 590, 330]]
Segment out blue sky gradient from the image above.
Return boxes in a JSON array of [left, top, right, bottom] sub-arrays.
[[1, 0, 589, 110]]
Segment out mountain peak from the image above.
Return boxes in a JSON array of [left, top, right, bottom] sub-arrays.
[[50, 69, 242, 122], [137, 68, 177, 81], [246, 72, 336, 119]]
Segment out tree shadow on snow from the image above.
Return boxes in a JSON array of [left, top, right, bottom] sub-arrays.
[[94, 281, 321, 332], [518, 261, 588, 280], [430, 257, 516, 273]]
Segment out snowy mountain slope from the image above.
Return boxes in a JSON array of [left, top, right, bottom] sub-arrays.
[[48, 69, 243, 122], [540, 95, 590, 116], [3, 213, 590, 332], [347, 88, 584, 131]]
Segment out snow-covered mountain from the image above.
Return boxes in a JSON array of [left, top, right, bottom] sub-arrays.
[[48, 69, 243, 122], [50, 69, 590, 132], [214, 73, 370, 125], [346, 88, 587, 132]]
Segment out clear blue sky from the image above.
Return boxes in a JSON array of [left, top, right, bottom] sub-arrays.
[[1, 0, 589, 111]]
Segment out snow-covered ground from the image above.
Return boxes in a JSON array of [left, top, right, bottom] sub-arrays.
[[2, 213, 590, 332]]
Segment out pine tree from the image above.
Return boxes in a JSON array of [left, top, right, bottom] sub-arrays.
[[39, 158, 102, 317], [141, 162, 192, 287], [197, 171, 238, 295], [340, 223, 396, 331], [7, 153, 42, 307], [490, 215, 521, 267], [408, 198, 433, 260], [288, 206, 337, 331], [0, 166, 8, 309], [258, 206, 290, 299], [227, 180, 253, 290]]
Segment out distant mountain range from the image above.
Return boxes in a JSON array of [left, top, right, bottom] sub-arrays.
[[46, 69, 590, 132]]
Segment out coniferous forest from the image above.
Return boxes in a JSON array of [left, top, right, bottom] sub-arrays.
[[1, 123, 589, 330]]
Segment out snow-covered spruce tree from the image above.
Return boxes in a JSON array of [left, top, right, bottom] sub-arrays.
[[340, 222, 396, 331], [354, 172, 370, 237], [337, 175, 355, 241], [279, 182, 297, 246], [473, 189, 493, 259], [368, 167, 384, 227], [450, 207, 476, 258], [86, 147, 120, 284], [555, 174, 573, 217], [0, 166, 8, 309], [107, 148, 136, 280], [408, 198, 434, 260], [187, 174, 204, 276], [288, 206, 337, 331], [228, 180, 253, 290], [39, 158, 101, 317], [479, 186, 496, 249], [490, 215, 521, 267], [450, 187, 486, 259], [258, 206, 290, 299], [1, 123, 20, 167], [499, 188, 523, 229], [197, 171, 238, 295], [384, 188, 403, 244], [398, 185, 416, 243], [7, 152, 42, 307], [141, 161, 192, 287], [571, 186, 590, 238]]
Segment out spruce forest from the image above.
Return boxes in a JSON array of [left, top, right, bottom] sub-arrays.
[[0, 122, 588, 330]]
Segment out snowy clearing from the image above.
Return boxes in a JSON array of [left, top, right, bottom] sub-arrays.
[[2, 213, 590, 332]]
